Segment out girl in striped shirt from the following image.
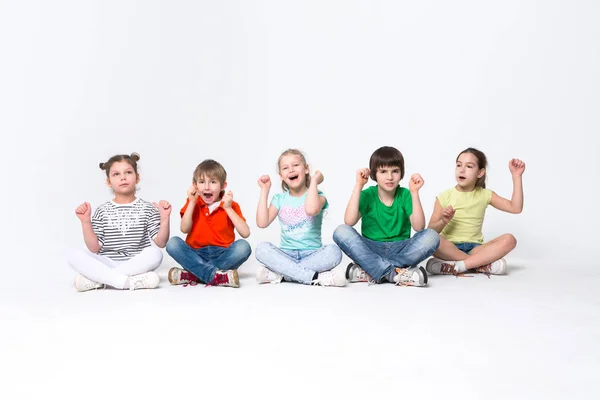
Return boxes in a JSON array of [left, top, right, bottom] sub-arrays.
[[68, 153, 171, 291]]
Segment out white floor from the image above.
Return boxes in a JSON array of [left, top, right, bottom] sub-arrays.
[[2, 255, 598, 400]]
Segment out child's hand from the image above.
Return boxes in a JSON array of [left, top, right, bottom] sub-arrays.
[[187, 184, 199, 203], [258, 175, 271, 190], [153, 200, 172, 219], [509, 159, 526, 176], [222, 191, 233, 208], [75, 202, 92, 223], [356, 168, 370, 186], [409, 173, 425, 192], [312, 170, 324, 185], [442, 205, 455, 225]]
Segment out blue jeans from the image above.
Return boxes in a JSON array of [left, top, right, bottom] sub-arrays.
[[166, 237, 251, 283], [333, 224, 440, 283], [255, 241, 342, 284], [455, 242, 480, 254]]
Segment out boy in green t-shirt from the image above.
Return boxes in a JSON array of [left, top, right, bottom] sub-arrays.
[[333, 146, 440, 286]]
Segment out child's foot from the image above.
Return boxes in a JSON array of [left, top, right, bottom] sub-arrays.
[[74, 275, 105, 292], [475, 258, 508, 276], [426, 258, 461, 275], [345, 263, 372, 283], [393, 267, 428, 287], [256, 266, 283, 284], [206, 270, 239, 288], [128, 272, 160, 290], [313, 269, 347, 287], [168, 267, 200, 286]]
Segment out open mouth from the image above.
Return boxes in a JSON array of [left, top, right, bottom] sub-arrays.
[[288, 174, 299, 182], [203, 192, 214, 201], [458, 176, 466, 181]]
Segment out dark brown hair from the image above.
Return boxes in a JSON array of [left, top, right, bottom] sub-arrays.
[[369, 146, 405, 180], [99, 153, 140, 177], [457, 147, 487, 188], [277, 149, 311, 191], [193, 159, 227, 184]]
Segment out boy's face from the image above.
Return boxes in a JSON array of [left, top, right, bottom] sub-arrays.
[[375, 165, 401, 193], [195, 174, 226, 205]]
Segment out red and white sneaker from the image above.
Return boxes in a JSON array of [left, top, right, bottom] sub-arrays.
[[168, 267, 200, 286], [206, 270, 240, 288], [475, 258, 508, 276]]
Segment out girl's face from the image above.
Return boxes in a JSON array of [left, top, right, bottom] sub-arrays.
[[279, 154, 308, 191], [107, 161, 139, 196], [455, 152, 484, 189]]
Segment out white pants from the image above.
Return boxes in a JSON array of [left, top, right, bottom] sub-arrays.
[[67, 247, 163, 289]]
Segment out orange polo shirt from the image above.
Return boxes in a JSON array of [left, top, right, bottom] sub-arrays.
[[180, 198, 246, 249]]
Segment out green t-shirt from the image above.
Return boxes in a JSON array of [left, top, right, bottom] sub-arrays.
[[359, 185, 413, 242]]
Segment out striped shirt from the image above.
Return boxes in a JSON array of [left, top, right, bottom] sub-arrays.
[[92, 198, 161, 261]]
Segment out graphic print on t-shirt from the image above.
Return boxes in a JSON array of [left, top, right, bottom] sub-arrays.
[[278, 204, 314, 238], [104, 200, 145, 236]]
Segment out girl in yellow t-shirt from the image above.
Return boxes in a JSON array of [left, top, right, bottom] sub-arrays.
[[426, 148, 525, 276]]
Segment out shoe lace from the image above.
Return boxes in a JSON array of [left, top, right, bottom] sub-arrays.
[[206, 272, 228, 287], [181, 271, 199, 287], [394, 268, 414, 286], [475, 265, 492, 279]]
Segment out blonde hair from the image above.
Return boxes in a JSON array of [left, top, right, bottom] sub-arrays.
[[277, 148, 311, 191]]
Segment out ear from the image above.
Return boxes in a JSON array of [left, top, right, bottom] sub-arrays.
[[305, 164, 310, 175], [222, 181, 228, 190], [106, 178, 112, 188], [136, 174, 141, 184], [477, 168, 486, 179]]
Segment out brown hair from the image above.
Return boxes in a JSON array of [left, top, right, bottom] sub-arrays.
[[193, 159, 227, 184], [277, 149, 311, 191], [457, 147, 487, 188], [99, 153, 140, 177], [369, 146, 405, 180]]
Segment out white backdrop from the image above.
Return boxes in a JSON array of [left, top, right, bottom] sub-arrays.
[[2, 0, 599, 270]]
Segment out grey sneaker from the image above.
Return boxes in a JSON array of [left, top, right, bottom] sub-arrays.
[[74, 275, 105, 292], [393, 267, 428, 287], [425, 258, 459, 275], [256, 266, 283, 284], [345, 263, 372, 283], [475, 258, 508, 276]]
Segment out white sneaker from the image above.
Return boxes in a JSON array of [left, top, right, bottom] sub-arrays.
[[128, 272, 160, 290], [314, 269, 347, 287], [345, 263, 372, 283], [74, 275, 105, 292], [393, 267, 428, 287], [425, 258, 459, 275], [256, 266, 283, 284], [475, 258, 508, 275]]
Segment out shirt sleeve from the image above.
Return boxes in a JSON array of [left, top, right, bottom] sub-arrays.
[[401, 188, 413, 217], [317, 190, 328, 211], [231, 201, 246, 221], [483, 188, 493, 204], [91, 205, 105, 246], [358, 188, 370, 216], [270, 193, 282, 210]]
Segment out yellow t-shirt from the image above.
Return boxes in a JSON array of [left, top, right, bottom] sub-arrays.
[[438, 187, 492, 244]]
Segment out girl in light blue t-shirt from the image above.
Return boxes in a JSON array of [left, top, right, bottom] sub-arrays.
[[255, 149, 345, 286]]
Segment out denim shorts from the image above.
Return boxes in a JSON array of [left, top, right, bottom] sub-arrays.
[[454, 242, 481, 254]]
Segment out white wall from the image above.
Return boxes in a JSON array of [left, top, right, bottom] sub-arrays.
[[2, 0, 599, 269]]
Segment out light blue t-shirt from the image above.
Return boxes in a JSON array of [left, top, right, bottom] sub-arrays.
[[271, 190, 328, 250]]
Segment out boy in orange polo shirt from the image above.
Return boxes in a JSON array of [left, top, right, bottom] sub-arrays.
[[166, 159, 251, 287]]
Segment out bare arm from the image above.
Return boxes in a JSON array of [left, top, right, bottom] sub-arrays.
[[152, 200, 172, 248], [427, 198, 454, 233], [256, 175, 279, 228], [75, 202, 101, 253], [305, 170, 327, 216], [222, 191, 250, 238], [408, 174, 426, 231], [180, 185, 199, 233], [490, 159, 525, 214], [344, 168, 369, 226]]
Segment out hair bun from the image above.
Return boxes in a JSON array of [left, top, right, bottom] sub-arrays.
[[99, 162, 106, 170], [130, 152, 140, 162]]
